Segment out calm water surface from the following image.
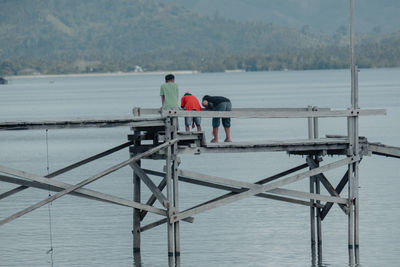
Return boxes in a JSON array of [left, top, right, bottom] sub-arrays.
[[0, 69, 399, 266]]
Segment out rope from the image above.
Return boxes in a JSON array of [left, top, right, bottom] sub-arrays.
[[45, 129, 54, 267]]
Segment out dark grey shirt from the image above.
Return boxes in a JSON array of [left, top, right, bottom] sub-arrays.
[[203, 95, 230, 110]]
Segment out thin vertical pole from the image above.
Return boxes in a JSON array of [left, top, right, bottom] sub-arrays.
[[307, 106, 316, 265], [165, 118, 174, 259], [313, 111, 322, 264], [349, 0, 359, 264], [172, 117, 181, 262], [353, 66, 360, 264], [132, 130, 141, 255]]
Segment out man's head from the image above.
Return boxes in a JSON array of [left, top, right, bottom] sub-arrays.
[[202, 95, 210, 107], [165, 74, 175, 82], [184, 92, 192, 96]]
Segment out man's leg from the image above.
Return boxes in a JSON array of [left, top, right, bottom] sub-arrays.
[[185, 117, 192, 132], [194, 117, 202, 132], [224, 127, 231, 142], [212, 127, 219, 142]]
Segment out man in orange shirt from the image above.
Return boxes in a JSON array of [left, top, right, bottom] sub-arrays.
[[180, 93, 202, 132]]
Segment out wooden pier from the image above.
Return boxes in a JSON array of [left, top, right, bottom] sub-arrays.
[[2, 104, 399, 266], [2, 1, 400, 265]]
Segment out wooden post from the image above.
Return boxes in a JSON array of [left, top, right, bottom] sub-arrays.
[[307, 106, 316, 264], [349, 0, 359, 264], [172, 117, 181, 260], [132, 130, 141, 254], [353, 66, 360, 264], [165, 117, 174, 260], [313, 108, 322, 263]]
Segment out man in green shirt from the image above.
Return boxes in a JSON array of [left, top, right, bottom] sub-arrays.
[[160, 74, 179, 109]]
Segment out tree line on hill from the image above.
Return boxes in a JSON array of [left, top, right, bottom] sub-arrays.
[[0, 0, 399, 76]]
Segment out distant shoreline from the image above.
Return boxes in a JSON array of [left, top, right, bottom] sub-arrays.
[[6, 69, 249, 79], [8, 70, 205, 79]]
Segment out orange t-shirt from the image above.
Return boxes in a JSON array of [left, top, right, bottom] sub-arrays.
[[180, 95, 201, 111]]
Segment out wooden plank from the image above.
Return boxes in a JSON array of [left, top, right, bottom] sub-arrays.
[[320, 170, 349, 220], [0, 172, 166, 216], [161, 108, 385, 119], [172, 156, 358, 223], [368, 143, 400, 158], [140, 177, 167, 220], [269, 188, 348, 204], [0, 140, 178, 226], [177, 138, 349, 154], [307, 157, 349, 214], [0, 140, 134, 200], [0, 118, 135, 130], [177, 169, 347, 204], [143, 165, 325, 209], [130, 162, 169, 208]]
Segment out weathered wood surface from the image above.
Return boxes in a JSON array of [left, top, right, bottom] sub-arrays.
[[177, 138, 350, 154], [368, 142, 400, 158], [0, 107, 386, 131], [0, 118, 135, 130], [160, 108, 386, 119]]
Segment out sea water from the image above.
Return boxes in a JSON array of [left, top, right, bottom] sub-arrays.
[[0, 69, 399, 266]]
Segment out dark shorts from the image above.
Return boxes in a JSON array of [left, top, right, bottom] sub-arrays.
[[185, 117, 201, 126], [212, 101, 232, 128]]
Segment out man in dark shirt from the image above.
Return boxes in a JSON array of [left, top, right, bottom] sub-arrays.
[[201, 95, 232, 142]]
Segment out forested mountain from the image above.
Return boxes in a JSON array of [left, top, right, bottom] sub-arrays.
[[166, 0, 400, 33], [0, 0, 399, 75]]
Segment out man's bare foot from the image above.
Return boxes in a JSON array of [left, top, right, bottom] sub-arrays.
[[211, 139, 218, 143], [224, 138, 232, 142]]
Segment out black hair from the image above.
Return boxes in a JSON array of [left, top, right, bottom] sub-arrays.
[[184, 92, 192, 96], [165, 74, 175, 82], [202, 95, 210, 101]]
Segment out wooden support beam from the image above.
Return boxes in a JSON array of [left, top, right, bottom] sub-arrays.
[[0, 139, 178, 226], [306, 157, 349, 215], [0, 172, 165, 215], [0, 118, 136, 130], [177, 168, 347, 204], [173, 156, 358, 223], [320, 170, 349, 220], [140, 216, 194, 233], [130, 162, 169, 208], [368, 142, 400, 159], [140, 177, 167, 221], [0, 140, 134, 200], [143, 167, 324, 208]]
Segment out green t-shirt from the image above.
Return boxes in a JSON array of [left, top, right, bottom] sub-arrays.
[[160, 82, 179, 109]]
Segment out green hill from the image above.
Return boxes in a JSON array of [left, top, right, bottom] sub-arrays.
[[166, 0, 400, 33], [0, 0, 399, 75]]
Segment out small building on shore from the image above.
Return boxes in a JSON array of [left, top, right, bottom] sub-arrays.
[[0, 77, 7, 84]]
